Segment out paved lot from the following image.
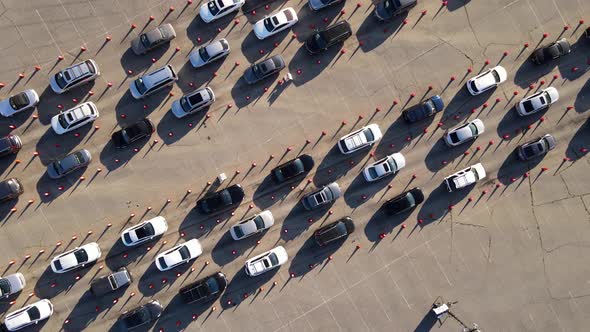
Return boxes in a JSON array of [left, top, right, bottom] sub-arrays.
[[0, 0, 589, 331]]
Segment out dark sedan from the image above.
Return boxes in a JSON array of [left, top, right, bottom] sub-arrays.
[[0, 135, 22, 157], [197, 184, 245, 214], [119, 300, 162, 330], [271, 154, 314, 183], [530, 38, 571, 65], [383, 187, 424, 215], [130, 24, 176, 55], [0, 178, 23, 203], [517, 134, 556, 161], [314, 217, 354, 246], [111, 119, 155, 148], [374, 0, 417, 21], [243, 55, 285, 85], [402, 95, 444, 123], [46, 149, 92, 179], [179, 272, 227, 304]]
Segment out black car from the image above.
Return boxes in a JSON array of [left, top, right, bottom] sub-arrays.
[[517, 134, 556, 161], [179, 272, 227, 304], [0, 178, 23, 203], [271, 154, 314, 183], [305, 20, 352, 54], [402, 95, 444, 123], [197, 184, 245, 214], [243, 55, 285, 85], [586, 27, 590, 40], [0, 135, 22, 157], [374, 0, 417, 21], [383, 187, 424, 215], [119, 300, 162, 331], [314, 217, 354, 246], [111, 119, 155, 148], [530, 38, 571, 65]]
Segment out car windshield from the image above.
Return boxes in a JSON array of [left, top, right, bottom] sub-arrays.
[[158, 257, 168, 269], [268, 253, 279, 266], [199, 46, 211, 62], [363, 128, 374, 142], [178, 245, 191, 260], [134, 79, 148, 94], [208, 0, 222, 15], [522, 100, 534, 113], [0, 279, 11, 296], [233, 226, 244, 238], [449, 132, 460, 143], [125, 308, 149, 327], [468, 123, 478, 135], [54, 73, 68, 89], [9, 93, 29, 110], [27, 306, 41, 320], [368, 167, 379, 179], [313, 33, 327, 49], [206, 277, 220, 293], [136, 223, 155, 239], [180, 96, 192, 111], [469, 81, 478, 93], [263, 17, 275, 32], [74, 248, 88, 263], [491, 70, 501, 82], [140, 34, 151, 48], [542, 91, 551, 103], [253, 216, 265, 230]]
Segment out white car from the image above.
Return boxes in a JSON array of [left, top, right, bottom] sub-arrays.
[[466, 66, 507, 95], [51, 242, 101, 273], [189, 39, 230, 68], [0, 90, 39, 117], [171, 87, 215, 118], [0, 273, 26, 299], [244, 246, 288, 277], [50, 102, 99, 135], [253, 7, 298, 40], [155, 239, 202, 271], [362, 153, 405, 182], [200, 0, 245, 23], [443, 119, 485, 147], [516, 87, 559, 116], [443, 163, 486, 192], [230, 210, 274, 241], [337, 124, 382, 154], [3, 299, 53, 331], [121, 216, 168, 247]]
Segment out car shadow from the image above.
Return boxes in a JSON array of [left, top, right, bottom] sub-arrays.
[[566, 117, 590, 161], [218, 267, 279, 310], [35, 166, 88, 204], [136, 257, 193, 297], [230, 70, 281, 108], [557, 33, 590, 82], [149, 293, 213, 332], [416, 183, 471, 227], [242, 0, 289, 24], [288, 42, 340, 87], [119, 46, 170, 75], [291, 2, 345, 42], [280, 202, 333, 242], [424, 137, 476, 173], [63, 288, 128, 332], [496, 148, 541, 186], [512, 54, 555, 89], [373, 117, 413, 158], [104, 236, 153, 271], [176, 56, 225, 94], [364, 205, 414, 243], [495, 104, 548, 141], [440, 88, 493, 128], [156, 105, 207, 145], [0, 108, 35, 136], [210, 230, 263, 266], [114, 90, 168, 127], [343, 171, 393, 209], [186, 6, 233, 48], [33, 264, 93, 299], [311, 145, 370, 185], [0, 198, 18, 224], [0, 153, 17, 177], [240, 30, 289, 64], [447, 0, 471, 11], [288, 230, 346, 277], [98, 138, 149, 172], [356, 11, 406, 53], [574, 77, 589, 113], [34, 126, 92, 166]]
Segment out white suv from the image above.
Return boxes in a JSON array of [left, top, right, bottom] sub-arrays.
[[130, 65, 178, 99], [51, 102, 99, 135], [443, 163, 486, 192], [49, 59, 100, 94]]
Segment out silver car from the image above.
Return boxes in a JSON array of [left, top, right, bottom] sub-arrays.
[[130, 24, 176, 55], [171, 87, 215, 118], [230, 210, 274, 241], [517, 134, 556, 161], [189, 39, 230, 68], [0, 89, 39, 117], [301, 182, 341, 210], [0, 273, 26, 299], [129, 65, 178, 99], [49, 59, 100, 94], [47, 149, 92, 179], [443, 119, 485, 147]]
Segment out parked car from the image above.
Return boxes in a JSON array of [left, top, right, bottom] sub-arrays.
[[171, 87, 215, 118], [0, 178, 24, 203], [111, 118, 155, 147], [230, 210, 274, 240], [244, 246, 288, 277], [3, 299, 53, 331], [362, 153, 405, 182], [0, 273, 26, 299], [179, 272, 227, 304], [155, 239, 202, 271], [51, 102, 99, 135], [402, 95, 444, 123], [0, 135, 22, 157], [243, 55, 285, 85], [305, 20, 352, 54], [309, 0, 343, 11], [466, 66, 507, 96], [517, 134, 556, 161], [90, 268, 132, 296], [49, 59, 100, 94], [515, 87, 559, 116], [586, 27, 590, 40], [130, 24, 176, 55], [530, 38, 571, 65], [374, 0, 417, 21], [197, 184, 245, 214], [314, 217, 354, 246], [443, 163, 486, 192], [443, 119, 485, 147], [301, 182, 341, 210], [383, 187, 424, 215], [46, 149, 92, 179], [253, 7, 298, 39], [271, 154, 314, 183], [129, 64, 177, 99], [200, 0, 245, 23], [0, 89, 39, 117], [121, 216, 168, 247], [51, 242, 101, 273], [337, 124, 382, 154], [119, 301, 162, 330], [189, 39, 230, 68]]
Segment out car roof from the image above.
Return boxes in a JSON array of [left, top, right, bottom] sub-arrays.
[[205, 40, 226, 55], [64, 103, 95, 123], [65, 60, 94, 81], [144, 65, 174, 85]]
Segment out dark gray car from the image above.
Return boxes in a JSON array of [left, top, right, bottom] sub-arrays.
[[530, 38, 571, 65], [243, 55, 285, 84], [0, 178, 23, 203], [131, 24, 176, 55], [47, 149, 91, 179], [119, 300, 162, 331], [301, 182, 341, 210], [374, 0, 417, 21], [517, 134, 556, 160]]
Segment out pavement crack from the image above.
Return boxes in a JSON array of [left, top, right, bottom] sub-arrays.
[[463, 4, 482, 48]]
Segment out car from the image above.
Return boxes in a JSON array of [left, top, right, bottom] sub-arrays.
[[402, 95, 444, 123], [515, 87, 559, 116], [51, 102, 99, 135], [253, 7, 298, 40], [244, 246, 288, 277], [171, 87, 215, 118], [50, 242, 101, 273], [196, 184, 245, 214], [374, 0, 417, 21], [46, 149, 92, 179], [586, 27, 590, 40], [49, 59, 100, 94], [179, 272, 227, 304], [111, 119, 155, 147], [200, 0, 245, 23], [0, 89, 39, 117], [271, 154, 314, 183], [90, 267, 132, 296], [129, 64, 178, 99], [243, 55, 285, 85], [466, 66, 507, 96], [309, 0, 343, 11], [119, 301, 162, 330], [314, 217, 354, 246], [362, 153, 406, 182], [443, 163, 486, 192], [189, 39, 230, 68], [130, 24, 176, 55], [443, 119, 485, 147], [337, 124, 382, 154], [121, 216, 168, 247], [0, 273, 26, 299], [301, 182, 341, 210], [305, 20, 352, 54], [530, 38, 571, 65], [230, 210, 274, 240], [382, 187, 424, 215], [3, 299, 53, 331], [0, 135, 22, 157], [0, 178, 24, 203], [155, 239, 202, 271], [517, 134, 556, 161]]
